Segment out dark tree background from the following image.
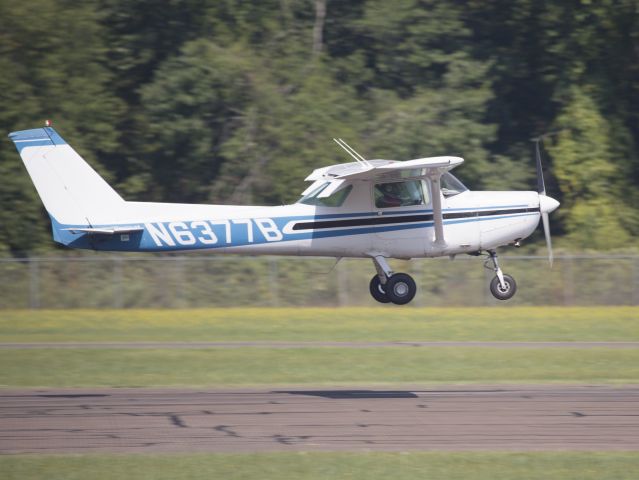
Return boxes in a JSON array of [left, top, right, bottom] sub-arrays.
[[1, 0, 638, 255]]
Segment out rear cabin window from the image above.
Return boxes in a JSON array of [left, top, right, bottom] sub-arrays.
[[374, 180, 425, 208], [298, 183, 353, 207]]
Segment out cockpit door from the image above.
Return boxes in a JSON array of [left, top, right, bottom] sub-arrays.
[[372, 179, 431, 257]]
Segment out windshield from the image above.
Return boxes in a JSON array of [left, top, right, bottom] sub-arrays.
[[298, 182, 353, 207], [440, 172, 468, 197]]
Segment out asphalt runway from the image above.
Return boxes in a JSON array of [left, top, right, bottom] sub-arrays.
[[2, 385, 638, 453], [2, 341, 639, 349]]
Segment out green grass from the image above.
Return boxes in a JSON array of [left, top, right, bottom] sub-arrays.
[[2, 307, 637, 387], [2, 347, 639, 387], [2, 452, 639, 480], [0, 307, 638, 342]]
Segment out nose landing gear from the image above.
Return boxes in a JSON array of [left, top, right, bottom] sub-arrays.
[[485, 250, 517, 300], [369, 256, 417, 305]]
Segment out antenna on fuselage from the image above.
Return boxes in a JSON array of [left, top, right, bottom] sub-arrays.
[[333, 138, 372, 168]]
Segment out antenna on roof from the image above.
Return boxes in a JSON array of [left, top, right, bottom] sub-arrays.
[[333, 138, 372, 168]]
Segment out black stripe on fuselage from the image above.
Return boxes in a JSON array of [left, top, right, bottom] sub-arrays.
[[291, 208, 539, 231]]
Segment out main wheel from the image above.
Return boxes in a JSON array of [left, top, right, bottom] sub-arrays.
[[385, 273, 417, 305], [490, 274, 517, 300], [369, 275, 391, 303]]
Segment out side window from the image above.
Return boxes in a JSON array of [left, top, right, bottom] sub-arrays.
[[374, 180, 425, 208], [299, 184, 353, 207]]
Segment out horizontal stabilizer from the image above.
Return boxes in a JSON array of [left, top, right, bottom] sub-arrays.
[[62, 226, 144, 235]]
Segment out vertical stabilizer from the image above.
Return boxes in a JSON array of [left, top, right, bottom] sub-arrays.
[[8, 127, 125, 227]]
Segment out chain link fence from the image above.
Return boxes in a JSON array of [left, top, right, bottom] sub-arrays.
[[0, 254, 637, 308]]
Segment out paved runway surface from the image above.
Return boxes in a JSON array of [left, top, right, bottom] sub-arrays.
[[2, 385, 638, 453], [2, 341, 639, 349]]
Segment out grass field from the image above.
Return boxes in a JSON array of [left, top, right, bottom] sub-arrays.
[[3, 347, 639, 387], [3, 452, 639, 480], [1, 307, 638, 387], [1, 307, 638, 342]]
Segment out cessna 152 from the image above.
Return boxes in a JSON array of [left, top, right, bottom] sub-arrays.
[[9, 125, 559, 305]]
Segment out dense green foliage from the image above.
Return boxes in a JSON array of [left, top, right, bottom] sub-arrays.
[[1, 0, 638, 255]]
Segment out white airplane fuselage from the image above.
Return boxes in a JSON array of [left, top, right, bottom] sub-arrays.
[[9, 128, 546, 259], [51, 183, 542, 259]]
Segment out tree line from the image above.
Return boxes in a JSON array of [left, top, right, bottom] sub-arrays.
[[1, 0, 637, 255]]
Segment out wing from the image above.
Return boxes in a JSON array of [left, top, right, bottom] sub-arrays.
[[333, 156, 463, 181]]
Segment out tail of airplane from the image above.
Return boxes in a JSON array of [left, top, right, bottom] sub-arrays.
[[8, 126, 131, 245]]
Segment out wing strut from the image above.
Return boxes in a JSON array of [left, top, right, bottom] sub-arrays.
[[429, 173, 446, 247]]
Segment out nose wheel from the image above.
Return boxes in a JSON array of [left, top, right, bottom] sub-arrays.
[[485, 250, 517, 300], [369, 256, 417, 305]]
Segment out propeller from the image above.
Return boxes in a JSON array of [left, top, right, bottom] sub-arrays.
[[533, 137, 560, 267]]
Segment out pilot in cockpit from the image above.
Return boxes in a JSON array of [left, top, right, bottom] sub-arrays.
[[375, 183, 403, 208]]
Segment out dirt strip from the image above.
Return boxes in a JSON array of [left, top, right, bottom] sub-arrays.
[[1, 341, 639, 349], [1, 385, 638, 453]]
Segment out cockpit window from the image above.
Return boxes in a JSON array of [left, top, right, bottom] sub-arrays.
[[298, 183, 353, 207], [440, 172, 468, 197], [374, 180, 425, 208]]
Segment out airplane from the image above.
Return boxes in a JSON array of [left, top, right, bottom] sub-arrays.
[[9, 123, 559, 305]]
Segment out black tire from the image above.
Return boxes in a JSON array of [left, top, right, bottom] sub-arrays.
[[369, 275, 391, 303], [490, 274, 517, 300], [385, 273, 417, 305]]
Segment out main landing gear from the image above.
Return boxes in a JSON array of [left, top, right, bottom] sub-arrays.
[[369, 256, 417, 305], [368, 251, 518, 305], [484, 250, 517, 301]]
